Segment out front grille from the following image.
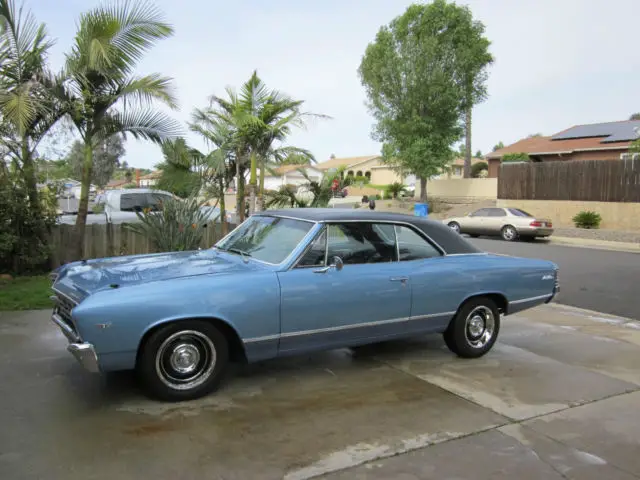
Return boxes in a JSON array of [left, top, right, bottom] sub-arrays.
[[53, 292, 79, 335]]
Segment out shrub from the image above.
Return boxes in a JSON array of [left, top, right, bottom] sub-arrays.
[[501, 152, 530, 163], [471, 161, 488, 178], [0, 170, 57, 275], [124, 195, 211, 251], [385, 182, 407, 199], [572, 211, 602, 229]]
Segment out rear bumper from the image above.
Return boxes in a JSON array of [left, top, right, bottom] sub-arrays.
[[518, 226, 554, 237]]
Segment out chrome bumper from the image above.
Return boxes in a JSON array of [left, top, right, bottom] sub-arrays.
[[67, 343, 100, 373], [51, 313, 100, 373]]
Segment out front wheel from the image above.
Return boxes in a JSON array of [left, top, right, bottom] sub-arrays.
[[443, 297, 500, 358], [137, 320, 229, 401]]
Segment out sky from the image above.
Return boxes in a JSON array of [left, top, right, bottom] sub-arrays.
[[32, 0, 640, 170]]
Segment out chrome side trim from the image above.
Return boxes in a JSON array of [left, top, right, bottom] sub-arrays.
[[242, 311, 456, 344], [510, 293, 553, 305], [51, 313, 81, 343], [51, 287, 80, 306]]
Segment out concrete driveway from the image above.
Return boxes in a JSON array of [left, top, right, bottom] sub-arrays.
[[1, 304, 639, 480]]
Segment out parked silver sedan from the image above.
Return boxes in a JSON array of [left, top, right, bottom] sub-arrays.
[[443, 207, 554, 241]]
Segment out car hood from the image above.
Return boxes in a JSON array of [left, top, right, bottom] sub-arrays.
[[53, 250, 255, 298]]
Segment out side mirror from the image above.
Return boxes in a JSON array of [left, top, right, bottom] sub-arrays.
[[331, 256, 344, 271], [314, 256, 344, 274]]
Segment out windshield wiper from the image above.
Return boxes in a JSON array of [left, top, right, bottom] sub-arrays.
[[221, 247, 251, 263]]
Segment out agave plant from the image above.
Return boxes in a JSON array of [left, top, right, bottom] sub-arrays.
[[125, 195, 210, 252]]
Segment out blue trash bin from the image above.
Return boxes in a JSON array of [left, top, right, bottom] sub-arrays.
[[414, 203, 428, 217]]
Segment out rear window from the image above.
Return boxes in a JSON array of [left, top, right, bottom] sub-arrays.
[[508, 208, 533, 217]]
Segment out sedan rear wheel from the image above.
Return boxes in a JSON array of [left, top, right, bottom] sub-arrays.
[[501, 224, 518, 242], [443, 297, 500, 358], [137, 320, 229, 401], [448, 222, 461, 234]]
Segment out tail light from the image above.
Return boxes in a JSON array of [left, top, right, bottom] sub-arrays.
[[530, 221, 542, 227]]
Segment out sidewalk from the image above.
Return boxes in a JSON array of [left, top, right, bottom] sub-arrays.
[[546, 235, 640, 253]]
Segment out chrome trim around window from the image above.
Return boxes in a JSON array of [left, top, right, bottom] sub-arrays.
[[242, 310, 456, 344], [510, 293, 553, 305]]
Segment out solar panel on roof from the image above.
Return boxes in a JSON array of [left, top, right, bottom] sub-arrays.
[[551, 121, 640, 142]]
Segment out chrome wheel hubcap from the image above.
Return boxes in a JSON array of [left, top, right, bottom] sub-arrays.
[[156, 330, 216, 390], [504, 227, 515, 240], [169, 343, 201, 374], [464, 306, 496, 348]]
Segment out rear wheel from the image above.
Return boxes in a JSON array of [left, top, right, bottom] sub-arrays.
[[448, 222, 461, 234], [137, 320, 229, 401], [501, 224, 518, 242], [443, 297, 500, 358]]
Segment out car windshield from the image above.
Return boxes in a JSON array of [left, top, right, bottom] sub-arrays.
[[508, 208, 533, 217], [215, 215, 313, 264]]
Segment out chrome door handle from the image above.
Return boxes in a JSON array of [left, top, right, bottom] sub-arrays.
[[313, 266, 331, 274], [389, 276, 409, 282]]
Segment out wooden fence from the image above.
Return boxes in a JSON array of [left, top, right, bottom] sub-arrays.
[[49, 222, 233, 268], [498, 159, 640, 202]]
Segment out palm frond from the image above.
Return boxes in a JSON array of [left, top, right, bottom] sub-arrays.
[[116, 72, 177, 109], [102, 109, 182, 143]]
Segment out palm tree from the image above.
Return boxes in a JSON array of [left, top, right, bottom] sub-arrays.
[[56, 0, 180, 258], [0, 0, 65, 212]]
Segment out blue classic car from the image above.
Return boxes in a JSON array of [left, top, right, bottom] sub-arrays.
[[50, 209, 559, 401]]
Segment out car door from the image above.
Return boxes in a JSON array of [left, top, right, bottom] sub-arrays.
[[485, 208, 508, 235], [276, 222, 412, 354], [464, 208, 491, 235], [395, 225, 464, 331]]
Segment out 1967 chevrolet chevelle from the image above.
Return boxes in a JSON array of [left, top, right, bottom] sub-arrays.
[[50, 209, 559, 401]]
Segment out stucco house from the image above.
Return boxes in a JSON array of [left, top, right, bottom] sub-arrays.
[[314, 154, 416, 186], [139, 170, 162, 187], [263, 164, 324, 191], [486, 120, 640, 178]]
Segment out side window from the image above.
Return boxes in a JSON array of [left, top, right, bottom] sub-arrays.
[[327, 223, 397, 265], [120, 193, 148, 212], [488, 208, 506, 217], [471, 208, 490, 217], [148, 193, 172, 211], [395, 225, 442, 261], [296, 229, 327, 267]]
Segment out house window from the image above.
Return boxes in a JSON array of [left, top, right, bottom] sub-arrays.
[[454, 167, 462, 176], [356, 170, 363, 177], [365, 171, 371, 180]]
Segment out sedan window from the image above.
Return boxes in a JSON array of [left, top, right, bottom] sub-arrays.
[[216, 216, 313, 264], [508, 208, 533, 217], [395, 226, 442, 261], [327, 223, 397, 264], [470, 208, 490, 217], [296, 228, 327, 267], [487, 208, 507, 217]]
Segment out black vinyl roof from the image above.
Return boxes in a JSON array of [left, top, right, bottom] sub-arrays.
[[256, 208, 482, 255]]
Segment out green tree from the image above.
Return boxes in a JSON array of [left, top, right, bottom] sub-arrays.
[[67, 135, 125, 188], [359, 1, 475, 201], [156, 138, 201, 198], [501, 152, 529, 162], [57, 0, 180, 259], [475, 150, 483, 158], [629, 113, 640, 120], [492, 141, 504, 151], [0, 0, 66, 227], [456, 4, 493, 178], [201, 71, 326, 218], [471, 161, 488, 177]]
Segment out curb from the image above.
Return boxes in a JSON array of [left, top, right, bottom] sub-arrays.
[[544, 302, 639, 324], [546, 236, 640, 254]]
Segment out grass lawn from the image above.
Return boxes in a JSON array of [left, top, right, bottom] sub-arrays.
[[0, 275, 52, 311]]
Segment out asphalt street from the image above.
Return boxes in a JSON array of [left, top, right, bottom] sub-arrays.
[[470, 237, 640, 320]]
